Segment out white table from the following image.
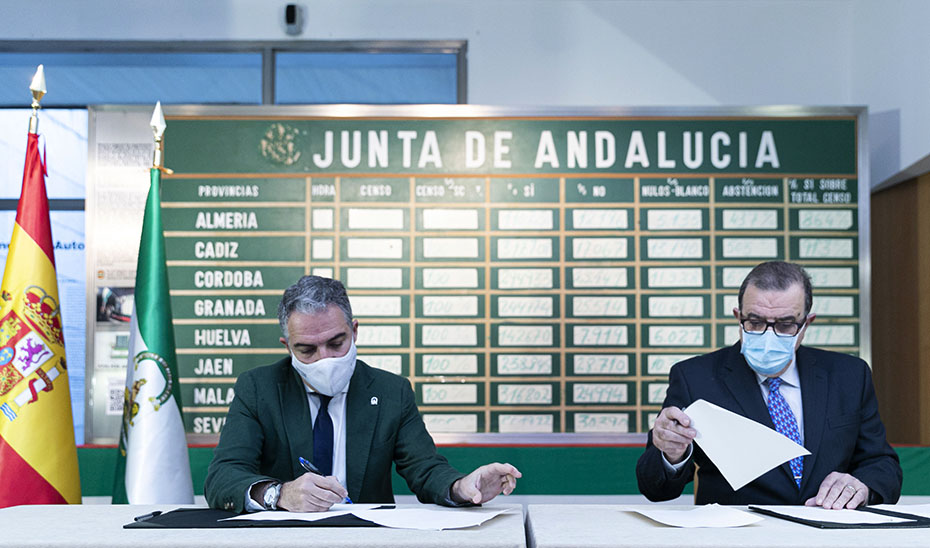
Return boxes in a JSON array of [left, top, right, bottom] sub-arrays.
[[526, 504, 930, 548], [0, 503, 525, 548]]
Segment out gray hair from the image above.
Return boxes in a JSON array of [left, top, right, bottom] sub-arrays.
[[277, 275, 354, 339], [738, 261, 813, 316]]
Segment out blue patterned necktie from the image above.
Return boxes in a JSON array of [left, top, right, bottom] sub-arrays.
[[312, 394, 334, 476], [766, 377, 803, 488]]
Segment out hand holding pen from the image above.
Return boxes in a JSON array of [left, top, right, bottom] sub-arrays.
[[276, 458, 350, 512], [299, 456, 353, 504]]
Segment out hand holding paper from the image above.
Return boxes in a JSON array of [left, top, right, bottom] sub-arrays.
[[652, 406, 698, 463], [682, 399, 810, 491]]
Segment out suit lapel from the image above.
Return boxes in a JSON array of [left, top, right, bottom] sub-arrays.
[[345, 362, 380, 502], [721, 344, 772, 427], [279, 365, 313, 479], [797, 347, 827, 493]]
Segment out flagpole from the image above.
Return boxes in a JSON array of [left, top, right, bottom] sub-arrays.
[[152, 101, 164, 169], [150, 101, 173, 174], [28, 64, 46, 135]]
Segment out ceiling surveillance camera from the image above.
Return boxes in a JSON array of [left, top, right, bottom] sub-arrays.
[[285, 4, 303, 36]]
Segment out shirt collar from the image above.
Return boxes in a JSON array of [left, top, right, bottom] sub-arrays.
[[302, 381, 351, 397], [755, 357, 801, 388]]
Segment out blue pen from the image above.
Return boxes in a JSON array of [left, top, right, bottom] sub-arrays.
[[298, 456, 353, 504]]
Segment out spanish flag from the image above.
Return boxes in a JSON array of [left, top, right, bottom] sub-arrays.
[[0, 68, 81, 507]]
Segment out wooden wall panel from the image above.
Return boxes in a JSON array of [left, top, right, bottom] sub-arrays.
[[871, 175, 930, 444]]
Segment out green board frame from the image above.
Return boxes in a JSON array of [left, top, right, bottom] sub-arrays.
[[86, 104, 870, 444]]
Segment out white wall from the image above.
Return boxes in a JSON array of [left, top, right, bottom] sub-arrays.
[[849, 0, 930, 186], [2, 0, 926, 185]]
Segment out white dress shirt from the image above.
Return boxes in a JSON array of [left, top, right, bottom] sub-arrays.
[[305, 386, 349, 488], [245, 380, 350, 511]]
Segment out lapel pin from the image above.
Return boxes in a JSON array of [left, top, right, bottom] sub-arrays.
[[370, 396, 378, 406]]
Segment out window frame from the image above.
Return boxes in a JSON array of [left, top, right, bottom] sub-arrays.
[[0, 40, 468, 106]]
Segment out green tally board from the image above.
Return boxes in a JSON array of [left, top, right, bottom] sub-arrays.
[[160, 109, 862, 436]]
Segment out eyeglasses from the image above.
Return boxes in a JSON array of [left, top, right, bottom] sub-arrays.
[[739, 316, 807, 337]]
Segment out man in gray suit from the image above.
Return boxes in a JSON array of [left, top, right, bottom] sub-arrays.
[[205, 275, 520, 512]]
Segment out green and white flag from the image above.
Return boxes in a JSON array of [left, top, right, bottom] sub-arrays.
[[112, 104, 193, 504]]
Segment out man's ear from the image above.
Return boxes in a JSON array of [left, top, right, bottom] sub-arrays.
[[279, 336, 289, 350], [795, 313, 816, 348], [733, 308, 744, 345], [351, 319, 359, 341]]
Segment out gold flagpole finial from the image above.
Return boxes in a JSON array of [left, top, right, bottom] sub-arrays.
[[150, 101, 172, 173], [28, 64, 47, 134]]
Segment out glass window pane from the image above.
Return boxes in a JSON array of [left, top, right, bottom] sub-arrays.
[[275, 52, 458, 104], [0, 109, 87, 199], [0, 52, 262, 105]]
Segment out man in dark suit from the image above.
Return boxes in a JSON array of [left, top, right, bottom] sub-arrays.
[[636, 261, 901, 508], [205, 276, 521, 513]]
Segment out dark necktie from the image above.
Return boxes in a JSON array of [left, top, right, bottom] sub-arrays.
[[313, 394, 334, 476], [766, 377, 803, 488]]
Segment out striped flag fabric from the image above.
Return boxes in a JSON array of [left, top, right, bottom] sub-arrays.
[[111, 106, 193, 504], [0, 126, 81, 508]]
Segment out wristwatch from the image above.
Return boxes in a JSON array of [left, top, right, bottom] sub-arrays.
[[262, 481, 282, 510]]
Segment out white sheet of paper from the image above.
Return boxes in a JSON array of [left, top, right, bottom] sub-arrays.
[[220, 504, 511, 530], [751, 505, 912, 524], [683, 399, 811, 491], [351, 507, 512, 530], [629, 504, 763, 528], [871, 504, 930, 519]]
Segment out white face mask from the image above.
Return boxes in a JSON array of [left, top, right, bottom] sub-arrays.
[[290, 339, 357, 396], [740, 329, 798, 376]]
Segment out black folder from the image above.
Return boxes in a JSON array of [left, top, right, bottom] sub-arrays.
[[748, 505, 930, 529], [124, 507, 385, 529]]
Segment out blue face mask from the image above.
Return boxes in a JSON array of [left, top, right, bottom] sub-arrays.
[[740, 329, 798, 376]]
